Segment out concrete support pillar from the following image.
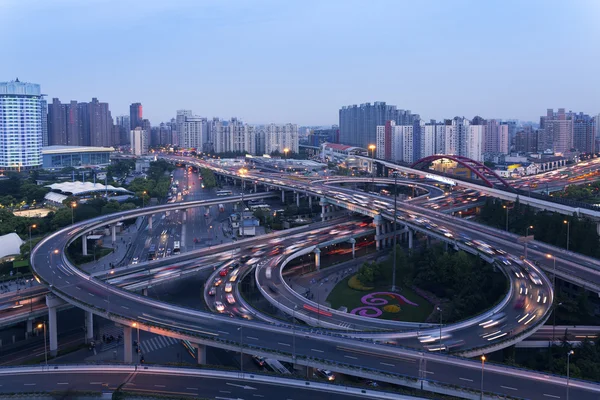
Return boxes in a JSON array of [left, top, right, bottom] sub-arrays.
[[296, 192, 300, 207], [148, 215, 153, 230], [45, 297, 58, 357], [314, 248, 321, 270], [193, 343, 207, 364], [309, 196, 313, 208], [349, 238, 356, 259], [123, 325, 133, 364], [183, 209, 187, 222], [85, 311, 93, 342], [142, 288, 148, 296], [320, 197, 328, 222], [82, 236, 88, 256], [408, 228, 414, 250], [26, 319, 33, 335], [111, 224, 116, 243], [254, 183, 257, 193], [374, 215, 383, 250], [281, 189, 285, 203]]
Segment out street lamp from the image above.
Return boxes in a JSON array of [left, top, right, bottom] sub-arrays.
[[50, 249, 59, 287], [502, 205, 509, 232], [480, 355, 486, 400], [563, 220, 570, 252], [28, 224, 37, 256], [436, 306, 443, 351], [546, 254, 557, 291], [567, 350, 574, 400], [525, 225, 534, 258], [368, 144, 376, 191], [142, 191, 147, 208], [70, 202, 77, 225], [132, 322, 140, 364], [238, 168, 248, 239], [283, 148, 289, 172], [392, 171, 399, 292], [37, 322, 47, 366], [237, 326, 244, 375]]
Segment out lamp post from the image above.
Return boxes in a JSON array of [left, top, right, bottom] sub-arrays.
[[132, 322, 140, 364], [525, 225, 533, 258], [546, 253, 557, 291], [368, 144, 376, 191], [392, 171, 398, 292], [28, 224, 37, 256], [436, 306, 443, 351], [70, 202, 77, 225], [284, 148, 289, 173], [50, 249, 59, 287], [292, 305, 298, 368], [480, 355, 486, 400], [563, 220, 570, 252], [238, 168, 248, 239], [551, 302, 563, 344], [502, 205, 509, 232], [237, 326, 244, 375], [567, 350, 574, 400], [142, 191, 147, 208], [37, 322, 47, 366]]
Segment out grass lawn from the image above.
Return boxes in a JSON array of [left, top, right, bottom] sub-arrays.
[[327, 276, 433, 323]]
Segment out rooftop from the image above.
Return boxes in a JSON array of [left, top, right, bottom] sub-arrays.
[[45, 181, 133, 196]]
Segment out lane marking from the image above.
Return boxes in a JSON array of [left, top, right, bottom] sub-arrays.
[[424, 371, 435, 375], [246, 336, 259, 340], [218, 330, 230, 335], [24, 383, 36, 386], [311, 348, 324, 353], [90, 382, 103, 384], [459, 378, 473, 382], [380, 362, 395, 367], [501, 386, 518, 391], [88, 293, 95, 297], [543, 395, 560, 399], [76, 286, 81, 290], [344, 355, 357, 360], [65, 280, 70, 284], [219, 390, 231, 394], [186, 387, 198, 390], [57, 383, 69, 385], [278, 342, 291, 346], [121, 306, 129, 310], [154, 385, 166, 388]]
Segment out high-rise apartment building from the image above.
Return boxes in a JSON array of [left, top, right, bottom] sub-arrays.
[[514, 126, 538, 153], [129, 103, 143, 130], [181, 116, 208, 150], [66, 100, 81, 145], [572, 113, 595, 154], [48, 98, 115, 146], [115, 115, 130, 145], [40, 99, 48, 147], [421, 120, 444, 158], [48, 98, 67, 145], [339, 102, 419, 148], [176, 110, 192, 147], [265, 123, 299, 154], [539, 109, 573, 154], [89, 98, 114, 147], [466, 125, 484, 162], [130, 127, 148, 156], [0, 79, 43, 170]]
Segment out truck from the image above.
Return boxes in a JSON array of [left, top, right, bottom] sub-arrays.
[[218, 204, 225, 212]]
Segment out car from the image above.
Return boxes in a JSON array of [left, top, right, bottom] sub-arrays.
[[208, 287, 216, 296], [316, 369, 335, 381], [219, 268, 228, 277], [226, 293, 236, 304], [519, 284, 528, 295], [252, 355, 266, 367], [131, 257, 139, 265], [214, 277, 223, 286], [225, 282, 233, 293], [537, 290, 548, 304], [214, 301, 225, 312]]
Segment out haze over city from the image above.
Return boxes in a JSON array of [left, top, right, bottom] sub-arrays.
[[2, 0, 600, 124]]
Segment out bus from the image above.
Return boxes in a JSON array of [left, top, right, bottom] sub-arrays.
[[249, 204, 270, 211], [147, 245, 157, 261], [173, 241, 181, 255], [216, 190, 233, 196]]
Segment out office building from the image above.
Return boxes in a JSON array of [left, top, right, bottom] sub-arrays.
[[339, 102, 419, 148], [572, 113, 595, 154], [0, 79, 44, 170], [42, 145, 114, 169], [130, 127, 148, 156], [130, 103, 143, 130], [539, 108, 572, 154]]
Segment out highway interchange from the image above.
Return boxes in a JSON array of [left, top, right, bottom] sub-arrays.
[[22, 155, 600, 399]]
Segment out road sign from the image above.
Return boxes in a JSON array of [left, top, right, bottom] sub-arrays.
[[517, 235, 534, 244]]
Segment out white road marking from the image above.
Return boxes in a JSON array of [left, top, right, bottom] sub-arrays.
[[278, 342, 291, 346], [501, 386, 518, 391], [380, 362, 395, 367], [459, 377, 473, 382], [186, 387, 198, 390], [218, 330, 230, 335], [76, 286, 81, 290], [24, 383, 36, 386], [424, 371, 435, 374], [344, 355, 358, 359], [543, 395, 560, 399], [121, 306, 129, 309], [246, 336, 259, 340], [88, 293, 95, 297], [219, 391, 231, 394], [65, 280, 70, 284], [90, 382, 102, 384], [57, 383, 69, 385], [253, 395, 265, 398], [311, 348, 324, 353], [154, 385, 166, 388]]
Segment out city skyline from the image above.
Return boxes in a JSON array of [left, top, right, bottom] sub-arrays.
[[2, 0, 600, 125]]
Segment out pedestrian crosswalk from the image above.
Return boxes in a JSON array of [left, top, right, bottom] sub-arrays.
[[139, 335, 179, 354]]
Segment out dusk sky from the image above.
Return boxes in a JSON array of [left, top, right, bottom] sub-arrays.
[[1, 0, 599, 125]]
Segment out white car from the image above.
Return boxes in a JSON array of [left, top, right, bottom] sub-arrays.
[[214, 301, 225, 312], [131, 257, 139, 265], [225, 282, 233, 293], [226, 293, 236, 304]]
